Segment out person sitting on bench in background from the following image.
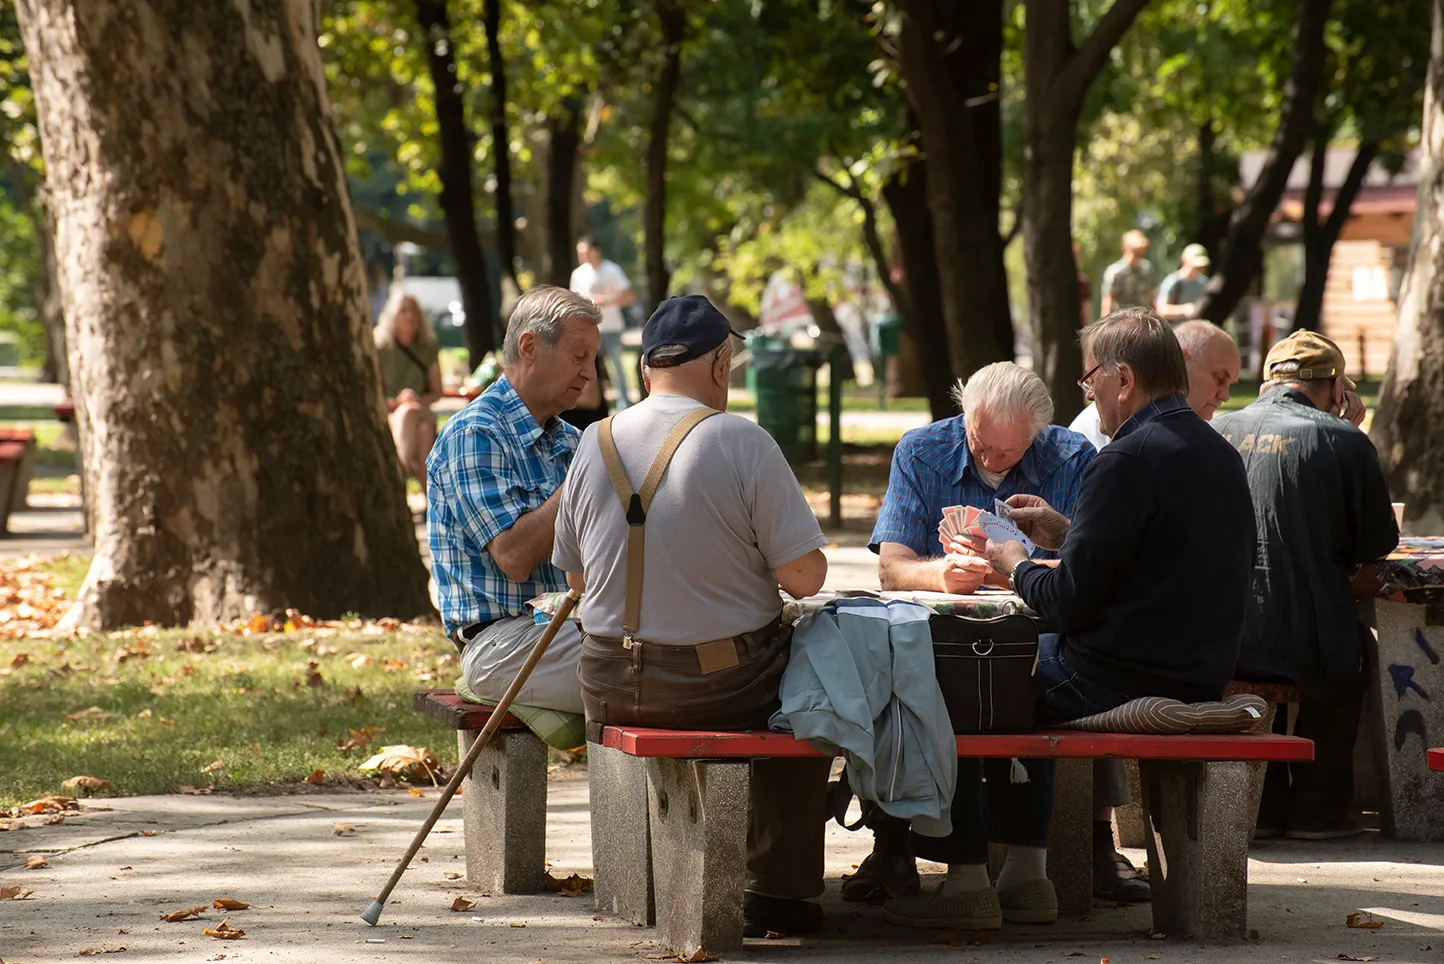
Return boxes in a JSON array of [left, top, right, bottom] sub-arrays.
[[865, 361, 1102, 928], [552, 295, 831, 939], [426, 286, 602, 718], [1213, 331, 1398, 839], [970, 308, 1254, 923]]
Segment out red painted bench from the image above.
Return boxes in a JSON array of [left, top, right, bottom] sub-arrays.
[[1429, 748, 1444, 772], [0, 439, 30, 534], [590, 724, 1312, 953], [412, 689, 547, 894]]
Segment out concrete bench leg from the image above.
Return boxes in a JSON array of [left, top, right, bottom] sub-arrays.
[[1139, 760, 1252, 940], [1049, 757, 1094, 915], [647, 758, 750, 956], [588, 742, 654, 925], [1114, 760, 1146, 849], [457, 728, 548, 894]]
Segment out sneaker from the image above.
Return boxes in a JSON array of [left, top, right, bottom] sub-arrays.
[[841, 845, 921, 903], [741, 892, 823, 938], [997, 877, 1058, 924], [882, 883, 1002, 931], [1285, 818, 1365, 841]]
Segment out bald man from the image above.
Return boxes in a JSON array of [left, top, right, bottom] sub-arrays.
[[1069, 320, 1240, 449], [1063, 319, 1240, 901]]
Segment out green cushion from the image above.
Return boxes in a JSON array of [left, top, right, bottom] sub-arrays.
[[453, 675, 587, 751]]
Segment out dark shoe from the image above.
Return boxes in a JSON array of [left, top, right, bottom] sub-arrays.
[[1093, 853, 1151, 903], [742, 892, 824, 938], [883, 883, 1002, 930], [840, 845, 921, 903]]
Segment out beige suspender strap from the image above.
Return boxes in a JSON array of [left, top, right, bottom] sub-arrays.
[[595, 407, 720, 642]]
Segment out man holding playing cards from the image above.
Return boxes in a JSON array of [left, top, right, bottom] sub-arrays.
[[860, 361, 1097, 927]]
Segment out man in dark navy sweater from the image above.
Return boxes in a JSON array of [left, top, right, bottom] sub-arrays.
[[984, 308, 1255, 715]]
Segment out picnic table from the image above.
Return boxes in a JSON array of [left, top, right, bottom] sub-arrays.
[[1353, 537, 1444, 839]]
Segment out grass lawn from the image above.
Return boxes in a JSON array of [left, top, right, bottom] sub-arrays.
[[0, 556, 462, 808]]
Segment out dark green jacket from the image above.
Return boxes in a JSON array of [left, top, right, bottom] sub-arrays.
[[1212, 389, 1399, 689]]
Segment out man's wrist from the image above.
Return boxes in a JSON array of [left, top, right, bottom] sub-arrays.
[[1008, 557, 1031, 590]]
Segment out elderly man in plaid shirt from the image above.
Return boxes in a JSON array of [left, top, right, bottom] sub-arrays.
[[852, 362, 1123, 929], [426, 286, 602, 726]]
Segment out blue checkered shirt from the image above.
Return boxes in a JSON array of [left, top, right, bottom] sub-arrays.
[[869, 415, 1097, 560], [426, 375, 579, 633]]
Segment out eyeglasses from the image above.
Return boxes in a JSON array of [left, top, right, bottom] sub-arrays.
[[1078, 363, 1103, 399]]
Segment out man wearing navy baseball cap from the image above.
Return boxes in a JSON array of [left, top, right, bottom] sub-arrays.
[[553, 293, 832, 936]]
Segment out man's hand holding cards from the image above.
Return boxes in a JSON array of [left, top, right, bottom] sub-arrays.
[[936, 505, 1000, 595]]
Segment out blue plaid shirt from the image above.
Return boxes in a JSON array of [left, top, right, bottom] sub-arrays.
[[870, 415, 1097, 560], [426, 375, 579, 633]]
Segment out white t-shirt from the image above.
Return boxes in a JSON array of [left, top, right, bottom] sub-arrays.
[[569, 260, 632, 333], [553, 394, 827, 645], [1069, 403, 1111, 451]]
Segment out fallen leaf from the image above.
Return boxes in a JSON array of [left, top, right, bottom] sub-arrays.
[[178, 664, 197, 677], [62, 776, 115, 792], [358, 745, 440, 782], [1346, 912, 1383, 929], [0, 883, 34, 899], [65, 706, 109, 722], [348, 653, 371, 669], [160, 718, 176, 726], [304, 769, 326, 785], [1145, 956, 1160, 961], [212, 898, 249, 910], [203, 919, 245, 940], [173, 785, 214, 795], [508, 922, 526, 928], [450, 896, 476, 912], [408, 787, 423, 797], [382, 659, 407, 672], [160, 905, 209, 922], [10, 651, 29, 667], [43, 814, 65, 825], [77, 946, 126, 956], [1337, 955, 1376, 962], [135, 708, 152, 719], [24, 855, 47, 870], [333, 823, 356, 836], [201, 760, 225, 774], [444, 872, 463, 880], [247, 613, 270, 634], [17, 795, 77, 815], [1101, 958, 1110, 964], [681, 950, 718, 963], [544, 872, 594, 898]]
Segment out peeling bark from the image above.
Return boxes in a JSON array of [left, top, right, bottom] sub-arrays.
[[1372, 0, 1444, 534], [16, 0, 434, 627]]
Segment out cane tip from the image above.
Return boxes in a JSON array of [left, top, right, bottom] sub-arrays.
[[361, 900, 383, 926]]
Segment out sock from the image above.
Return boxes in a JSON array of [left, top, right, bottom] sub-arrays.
[[1093, 819, 1117, 859], [940, 863, 991, 896], [994, 845, 1048, 892]]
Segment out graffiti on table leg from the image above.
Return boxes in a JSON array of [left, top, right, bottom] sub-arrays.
[[1389, 664, 1432, 701], [1413, 628, 1440, 666], [1395, 709, 1428, 753]]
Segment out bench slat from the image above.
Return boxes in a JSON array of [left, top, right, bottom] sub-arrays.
[[600, 727, 1314, 762], [413, 689, 527, 731], [1429, 748, 1444, 772]]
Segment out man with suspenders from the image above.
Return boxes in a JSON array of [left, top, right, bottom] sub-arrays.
[[552, 295, 832, 938]]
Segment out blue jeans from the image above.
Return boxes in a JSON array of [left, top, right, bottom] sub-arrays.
[[600, 331, 630, 409], [908, 634, 1132, 865]]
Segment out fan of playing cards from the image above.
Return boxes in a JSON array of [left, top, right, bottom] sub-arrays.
[[938, 500, 1037, 556]]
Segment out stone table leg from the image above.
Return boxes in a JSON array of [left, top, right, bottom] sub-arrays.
[[647, 758, 750, 956], [457, 728, 548, 894], [588, 742, 654, 925], [1139, 760, 1252, 940], [1113, 760, 1146, 849], [1049, 757, 1093, 915], [1370, 599, 1444, 840]]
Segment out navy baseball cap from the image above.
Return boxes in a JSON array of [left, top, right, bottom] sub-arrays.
[[641, 295, 745, 368]]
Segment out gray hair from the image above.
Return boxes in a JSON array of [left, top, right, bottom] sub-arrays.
[[373, 288, 437, 352], [1173, 320, 1235, 358], [950, 362, 1054, 432], [502, 285, 602, 366], [1080, 307, 1188, 399]]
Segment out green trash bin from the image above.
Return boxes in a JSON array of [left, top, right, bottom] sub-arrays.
[[872, 312, 902, 405], [746, 332, 821, 463]]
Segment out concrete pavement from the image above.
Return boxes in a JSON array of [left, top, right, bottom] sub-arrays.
[[2, 771, 1441, 963]]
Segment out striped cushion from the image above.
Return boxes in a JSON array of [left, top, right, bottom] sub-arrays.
[[1057, 694, 1268, 734]]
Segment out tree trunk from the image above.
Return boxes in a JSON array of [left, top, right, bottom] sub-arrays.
[[1196, 0, 1333, 325], [1022, 0, 1151, 423], [882, 156, 955, 421], [893, 0, 1011, 380], [543, 98, 583, 288], [34, 201, 65, 387], [644, 0, 684, 315], [1296, 139, 1379, 331], [16, 0, 433, 628], [1373, 0, 1444, 533], [482, 0, 516, 286], [415, 0, 496, 366]]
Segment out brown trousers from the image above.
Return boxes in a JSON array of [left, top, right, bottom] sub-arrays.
[[580, 618, 831, 900]]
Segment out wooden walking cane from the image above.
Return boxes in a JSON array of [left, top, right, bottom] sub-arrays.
[[361, 588, 582, 926]]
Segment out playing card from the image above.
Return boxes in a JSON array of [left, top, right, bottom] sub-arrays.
[[975, 511, 1036, 554]]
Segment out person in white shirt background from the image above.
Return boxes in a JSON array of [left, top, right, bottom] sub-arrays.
[[1069, 320, 1241, 449], [569, 236, 637, 410]]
